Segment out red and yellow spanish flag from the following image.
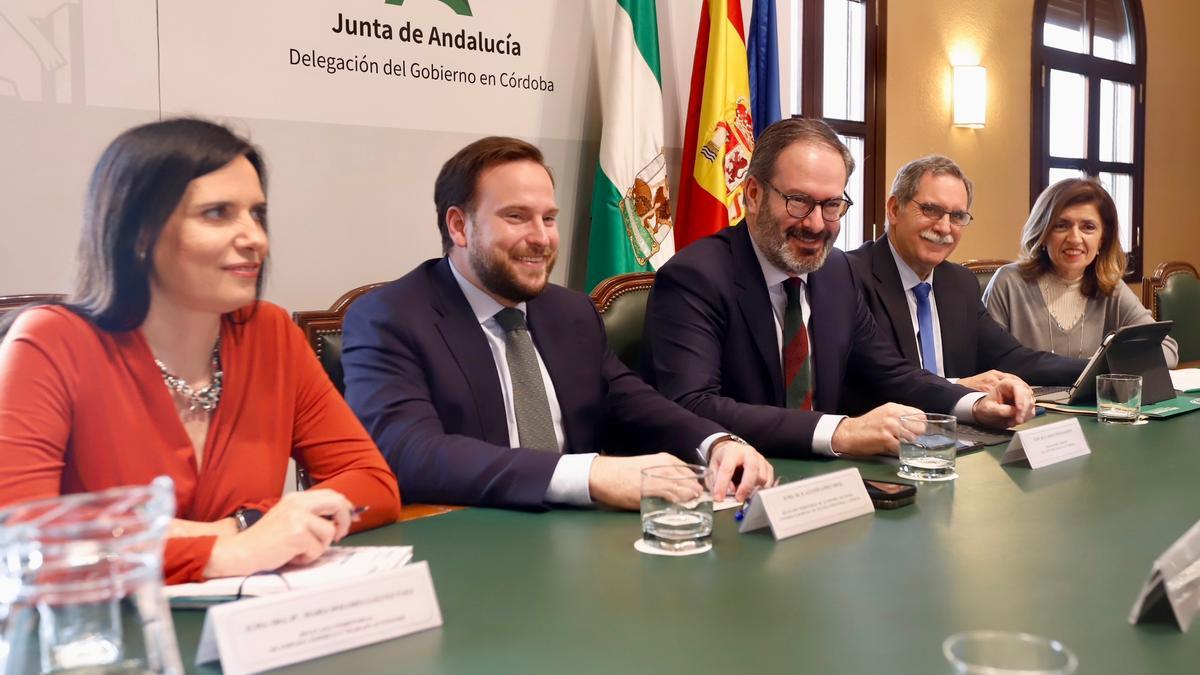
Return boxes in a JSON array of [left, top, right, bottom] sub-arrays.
[[675, 0, 755, 250]]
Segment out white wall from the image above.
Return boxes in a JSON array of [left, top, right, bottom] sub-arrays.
[[0, 0, 781, 310]]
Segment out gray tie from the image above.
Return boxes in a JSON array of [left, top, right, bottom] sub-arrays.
[[494, 308, 559, 452]]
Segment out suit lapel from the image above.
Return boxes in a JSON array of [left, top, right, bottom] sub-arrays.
[[731, 225, 785, 403], [871, 236, 921, 366], [525, 297, 578, 450], [430, 260, 510, 446], [525, 299, 590, 451], [805, 270, 836, 411], [932, 264, 967, 377]]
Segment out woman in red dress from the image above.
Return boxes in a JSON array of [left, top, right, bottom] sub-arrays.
[[0, 118, 400, 583]]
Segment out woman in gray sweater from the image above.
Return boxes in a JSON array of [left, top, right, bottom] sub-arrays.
[[983, 178, 1178, 367]]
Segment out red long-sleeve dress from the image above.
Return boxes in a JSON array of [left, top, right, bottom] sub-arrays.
[[0, 302, 401, 583]]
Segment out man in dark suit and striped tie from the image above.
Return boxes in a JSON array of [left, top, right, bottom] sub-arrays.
[[642, 118, 1035, 460]]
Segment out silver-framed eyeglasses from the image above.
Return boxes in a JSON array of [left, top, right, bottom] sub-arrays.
[[911, 200, 973, 227], [764, 181, 853, 222]]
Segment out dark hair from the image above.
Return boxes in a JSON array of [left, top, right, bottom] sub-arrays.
[[433, 136, 552, 254], [1017, 178, 1125, 296], [747, 117, 855, 186], [1, 118, 267, 336]]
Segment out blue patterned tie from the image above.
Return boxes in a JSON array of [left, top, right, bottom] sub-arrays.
[[913, 282, 939, 375]]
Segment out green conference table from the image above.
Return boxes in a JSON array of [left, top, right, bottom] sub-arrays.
[[176, 412, 1200, 674]]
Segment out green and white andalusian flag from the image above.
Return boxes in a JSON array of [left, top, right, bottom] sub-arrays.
[[584, 0, 674, 292]]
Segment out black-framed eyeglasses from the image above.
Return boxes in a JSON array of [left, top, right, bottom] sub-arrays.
[[911, 200, 973, 227], [763, 181, 853, 222]]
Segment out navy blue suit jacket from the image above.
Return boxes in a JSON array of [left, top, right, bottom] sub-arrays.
[[342, 258, 724, 511], [841, 236, 1086, 414], [641, 224, 972, 458]]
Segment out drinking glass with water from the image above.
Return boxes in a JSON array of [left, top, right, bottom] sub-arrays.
[[944, 630, 1077, 674], [0, 476, 183, 675], [640, 464, 713, 552], [898, 413, 959, 482], [1096, 373, 1142, 424]]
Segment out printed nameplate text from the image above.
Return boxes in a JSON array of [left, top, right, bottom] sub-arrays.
[[195, 561, 442, 674], [1000, 418, 1090, 469], [738, 467, 874, 540]]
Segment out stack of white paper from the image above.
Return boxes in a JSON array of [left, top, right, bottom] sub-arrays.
[[1170, 368, 1200, 392], [166, 546, 414, 599]]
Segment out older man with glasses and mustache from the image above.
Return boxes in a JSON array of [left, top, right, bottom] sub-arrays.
[[641, 120, 1035, 460], [840, 155, 1086, 416]]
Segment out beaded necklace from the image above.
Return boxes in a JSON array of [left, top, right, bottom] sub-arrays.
[[155, 340, 222, 413], [1039, 274, 1089, 358]]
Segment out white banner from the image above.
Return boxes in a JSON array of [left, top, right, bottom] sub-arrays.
[[159, 0, 593, 139]]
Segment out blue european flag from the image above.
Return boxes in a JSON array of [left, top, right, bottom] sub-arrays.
[[747, 0, 781, 139]]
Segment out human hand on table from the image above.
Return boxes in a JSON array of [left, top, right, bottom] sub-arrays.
[[201, 489, 355, 578], [708, 438, 774, 502], [957, 369, 1014, 392], [972, 375, 1035, 428], [831, 403, 924, 457], [588, 453, 691, 510]]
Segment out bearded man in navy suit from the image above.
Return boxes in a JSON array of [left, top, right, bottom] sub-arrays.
[[342, 137, 773, 510], [642, 118, 1035, 460]]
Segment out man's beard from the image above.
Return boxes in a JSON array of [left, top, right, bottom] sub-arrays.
[[752, 208, 835, 275], [469, 236, 556, 304]]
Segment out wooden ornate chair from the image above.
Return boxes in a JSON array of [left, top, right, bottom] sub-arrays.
[[0, 294, 66, 317], [961, 259, 1011, 295], [291, 281, 462, 520], [589, 272, 657, 370], [292, 283, 386, 395], [1143, 261, 1200, 363]]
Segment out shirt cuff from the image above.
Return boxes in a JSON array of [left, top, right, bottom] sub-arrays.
[[813, 414, 846, 457], [953, 392, 987, 423], [696, 432, 728, 463], [544, 453, 598, 506], [947, 377, 959, 384]]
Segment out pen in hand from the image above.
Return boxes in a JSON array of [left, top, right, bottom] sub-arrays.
[[734, 498, 752, 522], [323, 505, 370, 522], [734, 477, 783, 522]]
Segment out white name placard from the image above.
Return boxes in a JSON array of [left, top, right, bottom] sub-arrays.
[[737, 468, 874, 540], [196, 561, 442, 674], [1000, 418, 1091, 469], [1130, 519, 1200, 632]]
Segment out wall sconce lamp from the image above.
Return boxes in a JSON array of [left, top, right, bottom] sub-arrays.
[[953, 65, 987, 128]]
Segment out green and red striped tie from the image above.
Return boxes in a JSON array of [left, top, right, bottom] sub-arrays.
[[783, 278, 813, 410]]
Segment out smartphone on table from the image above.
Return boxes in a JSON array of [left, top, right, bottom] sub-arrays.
[[863, 478, 917, 509]]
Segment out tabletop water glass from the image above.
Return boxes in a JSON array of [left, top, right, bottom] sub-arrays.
[[0, 477, 183, 675], [1096, 373, 1142, 424], [898, 413, 958, 481], [944, 630, 1077, 674], [640, 464, 713, 552]]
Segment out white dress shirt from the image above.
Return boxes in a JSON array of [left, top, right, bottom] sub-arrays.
[[448, 259, 723, 506], [448, 259, 593, 505], [886, 238, 947, 378], [748, 236, 844, 456], [883, 240, 984, 412], [749, 238, 983, 456]]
